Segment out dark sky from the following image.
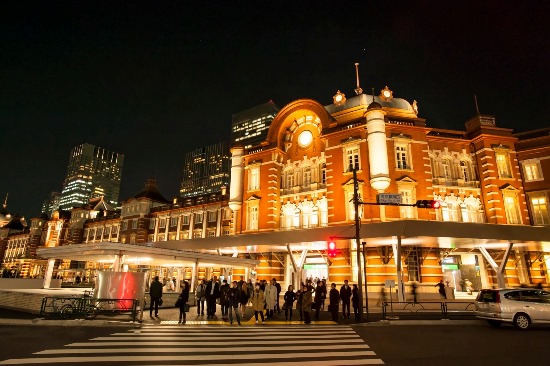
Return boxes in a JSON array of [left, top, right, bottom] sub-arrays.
[[1, 1, 549, 218]]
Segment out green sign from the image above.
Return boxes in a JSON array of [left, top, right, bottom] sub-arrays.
[[303, 264, 328, 270], [442, 264, 459, 270]]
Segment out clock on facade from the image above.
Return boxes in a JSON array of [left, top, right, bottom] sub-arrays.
[[297, 130, 313, 148]]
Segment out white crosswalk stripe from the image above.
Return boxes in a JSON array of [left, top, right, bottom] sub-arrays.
[[0, 325, 384, 365]]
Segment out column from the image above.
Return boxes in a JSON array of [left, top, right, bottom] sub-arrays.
[[113, 254, 123, 272], [43, 259, 56, 289], [176, 215, 182, 240], [188, 213, 195, 239], [216, 208, 222, 237], [153, 218, 159, 242], [392, 236, 405, 302], [164, 216, 169, 240], [202, 211, 207, 238]]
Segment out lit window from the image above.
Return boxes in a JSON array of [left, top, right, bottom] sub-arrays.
[[443, 159, 452, 180], [345, 147, 360, 171], [247, 205, 259, 231], [121, 221, 128, 230], [524, 162, 542, 181], [496, 153, 512, 178], [248, 166, 260, 191], [149, 219, 156, 229], [303, 166, 312, 186], [159, 218, 166, 228], [398, 189, 415, 219], [131, 219, 137, 229], [320, 163, 327, 184], [207, 231, 216, 237], [208, 211, 217, 222], [195, 213, 203, 224], [286, 172, 295, 189], [531, 196, 549, 225], [459, 161, 471, 182], [395, 145, 410, 170], [182, 215, 190, 225], [504, 195, 521, 224], [170, 217, 178, 227]]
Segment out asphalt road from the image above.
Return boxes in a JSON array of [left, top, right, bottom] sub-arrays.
[[0, 322, 548, 365]]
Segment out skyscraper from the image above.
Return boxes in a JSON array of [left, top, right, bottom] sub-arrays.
[[59, 143, 124, 210], [41, 192, 61, 217], [231, 101, 279, 149], [179, 141, 230, 198]]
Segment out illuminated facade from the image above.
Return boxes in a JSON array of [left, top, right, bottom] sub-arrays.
[[59, 143, 124, 210], [179, 142, 230, 198]]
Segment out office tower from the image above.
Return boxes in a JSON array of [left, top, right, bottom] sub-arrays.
[[59, 143, 124, 210], [180, 141, 230, 197], [231, 101, 279, 149], [41, 192, 62, 217]]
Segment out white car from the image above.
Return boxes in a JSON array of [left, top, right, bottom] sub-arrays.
[[475, 288, 550, 330]]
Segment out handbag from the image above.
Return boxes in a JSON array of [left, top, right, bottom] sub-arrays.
[[158, 298, 163, 306], [184, 303, 190, 313], [282, 302, 288, 311], [175, 296, 182, 308], [311, 302, 317, 310]]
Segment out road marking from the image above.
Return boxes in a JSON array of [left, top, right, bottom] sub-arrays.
[[36, 344, 370, 354], [0, 351, 377, 364], [91, 334, 361, 341], [66, 339, 367, 347]]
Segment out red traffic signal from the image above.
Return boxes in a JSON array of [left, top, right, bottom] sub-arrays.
[[415, 200, 441, 209], [327, 240, 337, 258]]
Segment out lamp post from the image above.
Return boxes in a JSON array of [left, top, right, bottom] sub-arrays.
[[362, 241, 369, 321], [351, 164, 364, 320]]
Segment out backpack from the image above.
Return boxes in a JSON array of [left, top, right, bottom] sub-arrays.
[[196, 284, 205, 298]]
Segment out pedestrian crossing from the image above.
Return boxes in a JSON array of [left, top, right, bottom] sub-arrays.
[[0, 325, 384, 365]]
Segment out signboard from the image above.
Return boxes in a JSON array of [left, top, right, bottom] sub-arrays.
[[385, 279, 396, 288], [377, 193, 402, 204]]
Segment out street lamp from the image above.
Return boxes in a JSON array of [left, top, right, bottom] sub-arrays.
[[350, 164, 364, 321]]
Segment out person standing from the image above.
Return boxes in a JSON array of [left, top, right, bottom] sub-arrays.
[[240, 281, 249, 318], [340, 280, 352, 319], [435, 280, 447, 299], [283, 285, 295, 321], [295, 285, 303, 321], [274, 278, 282, 313], [320, 279, 327, 311], [219, 279, 230, 319], [195, 279, 206, 315], [329, 283, 340, 321], [301, 284, 312, 324], [264, 279, 277, 319], [149, 276, 163, 318], [352, 284, 360, 320], [205, 275, 221, 318], [251, 283, 265, 324], [177, 281, 190, 324], [314, 280, 324, 320], [226, 281, 242, 325]]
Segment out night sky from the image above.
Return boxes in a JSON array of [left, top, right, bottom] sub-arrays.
[[1, 1, 549, 218]]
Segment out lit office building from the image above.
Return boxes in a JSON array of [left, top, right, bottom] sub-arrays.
[[59, 143, 124, 210], [41, 192, 61, 218], [231, 101, 279, 149], [179, 141, 230, 198]]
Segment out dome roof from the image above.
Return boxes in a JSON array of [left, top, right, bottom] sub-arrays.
[[132, 178, 170, 203], [325, 93, 416, 115]]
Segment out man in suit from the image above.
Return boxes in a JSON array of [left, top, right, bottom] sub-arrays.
[[340, 279, 352, 319], [205, 275, 221, 318], [149, 276, 163, 317]]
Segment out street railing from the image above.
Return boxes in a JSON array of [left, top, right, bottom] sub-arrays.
[[40, 296, 139, 321], [381, 300, 475, 320]]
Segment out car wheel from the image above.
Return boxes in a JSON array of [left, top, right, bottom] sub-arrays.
[[513, 313, 530, 330], [487, 320, 502, 328]]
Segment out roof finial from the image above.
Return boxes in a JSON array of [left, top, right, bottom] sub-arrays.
[[3, 193, 8, 209], [371, 87, 375, 103], [474, 94, 480, 116], [354, 63, 363, 95]]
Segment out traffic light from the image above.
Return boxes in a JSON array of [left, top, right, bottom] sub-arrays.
[[415, 200, 441, 209], [327, 240, 337, 258]]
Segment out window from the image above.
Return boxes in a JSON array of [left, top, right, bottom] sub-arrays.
[[504, 195, 521, 224], [248, 206, 259, 230], [170, 217, 178, 227], [303, 167, 312, 186], [286, 172, 295, 189], [459, 161, 471, 182], [182, 215, 190, 225], [131, 219, 137, 229], [248, 166, 260, 191], [520, 290, 542, 303], [524, 162, 542, 181], [443, 159, 452, 180], [159, 218, 166, 228], [504, 291, 521, 301], [121, 221, 128, 230], [111, 226, 118, 237], [399, 189, 415, 219], [321, 163, 327, 184], [531, 196, 549, 225], [105, 227, 111, 236], [195, 213, 203, 224], [345, 147, 360, 171], [149, 219, 156, 230], [208, 211, 217, 222], [496, 153, 512, 178], [207, 231, 216, 238], [395, 145, 410, 169], [193, 231, 202, 239]]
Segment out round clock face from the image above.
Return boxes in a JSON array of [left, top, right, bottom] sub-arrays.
[[383, 90, 391, 98], [298, 130, 313, 148], [335, 94, 343, 102]]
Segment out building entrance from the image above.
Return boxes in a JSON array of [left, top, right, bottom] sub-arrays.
[[303, 263, 328, 284]]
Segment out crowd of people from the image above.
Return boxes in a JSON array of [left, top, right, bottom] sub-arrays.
[[149, 275, 364, 325]]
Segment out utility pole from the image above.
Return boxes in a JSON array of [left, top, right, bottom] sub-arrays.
[[352, 165, 364, 320]]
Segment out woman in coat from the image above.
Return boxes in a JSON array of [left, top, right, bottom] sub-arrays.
[[239, 281, 249, 318], [250, 283, 266, 324], [352, 284, 359, 320], [178, 281, 190, 324], [300, 284, 312, 324], [283, 285, 295, 321], [264, 279, 278, 319]]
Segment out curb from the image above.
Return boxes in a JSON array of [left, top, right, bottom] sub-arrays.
[[352, 319, 485, 326], [0, 317, 140, 327]]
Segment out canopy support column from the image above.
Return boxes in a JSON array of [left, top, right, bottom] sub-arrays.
[[392, 236, 405, 302], [479, 243, 513, 288], [43, 259, 56, 289]]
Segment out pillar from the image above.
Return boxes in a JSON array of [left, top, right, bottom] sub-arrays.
[[392, 237, 405, 302], [43, 259, 56, 289], [478, 243, 513, 288]]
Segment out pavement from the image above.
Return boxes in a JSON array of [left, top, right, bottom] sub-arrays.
[[0, 302, 479, 327]]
